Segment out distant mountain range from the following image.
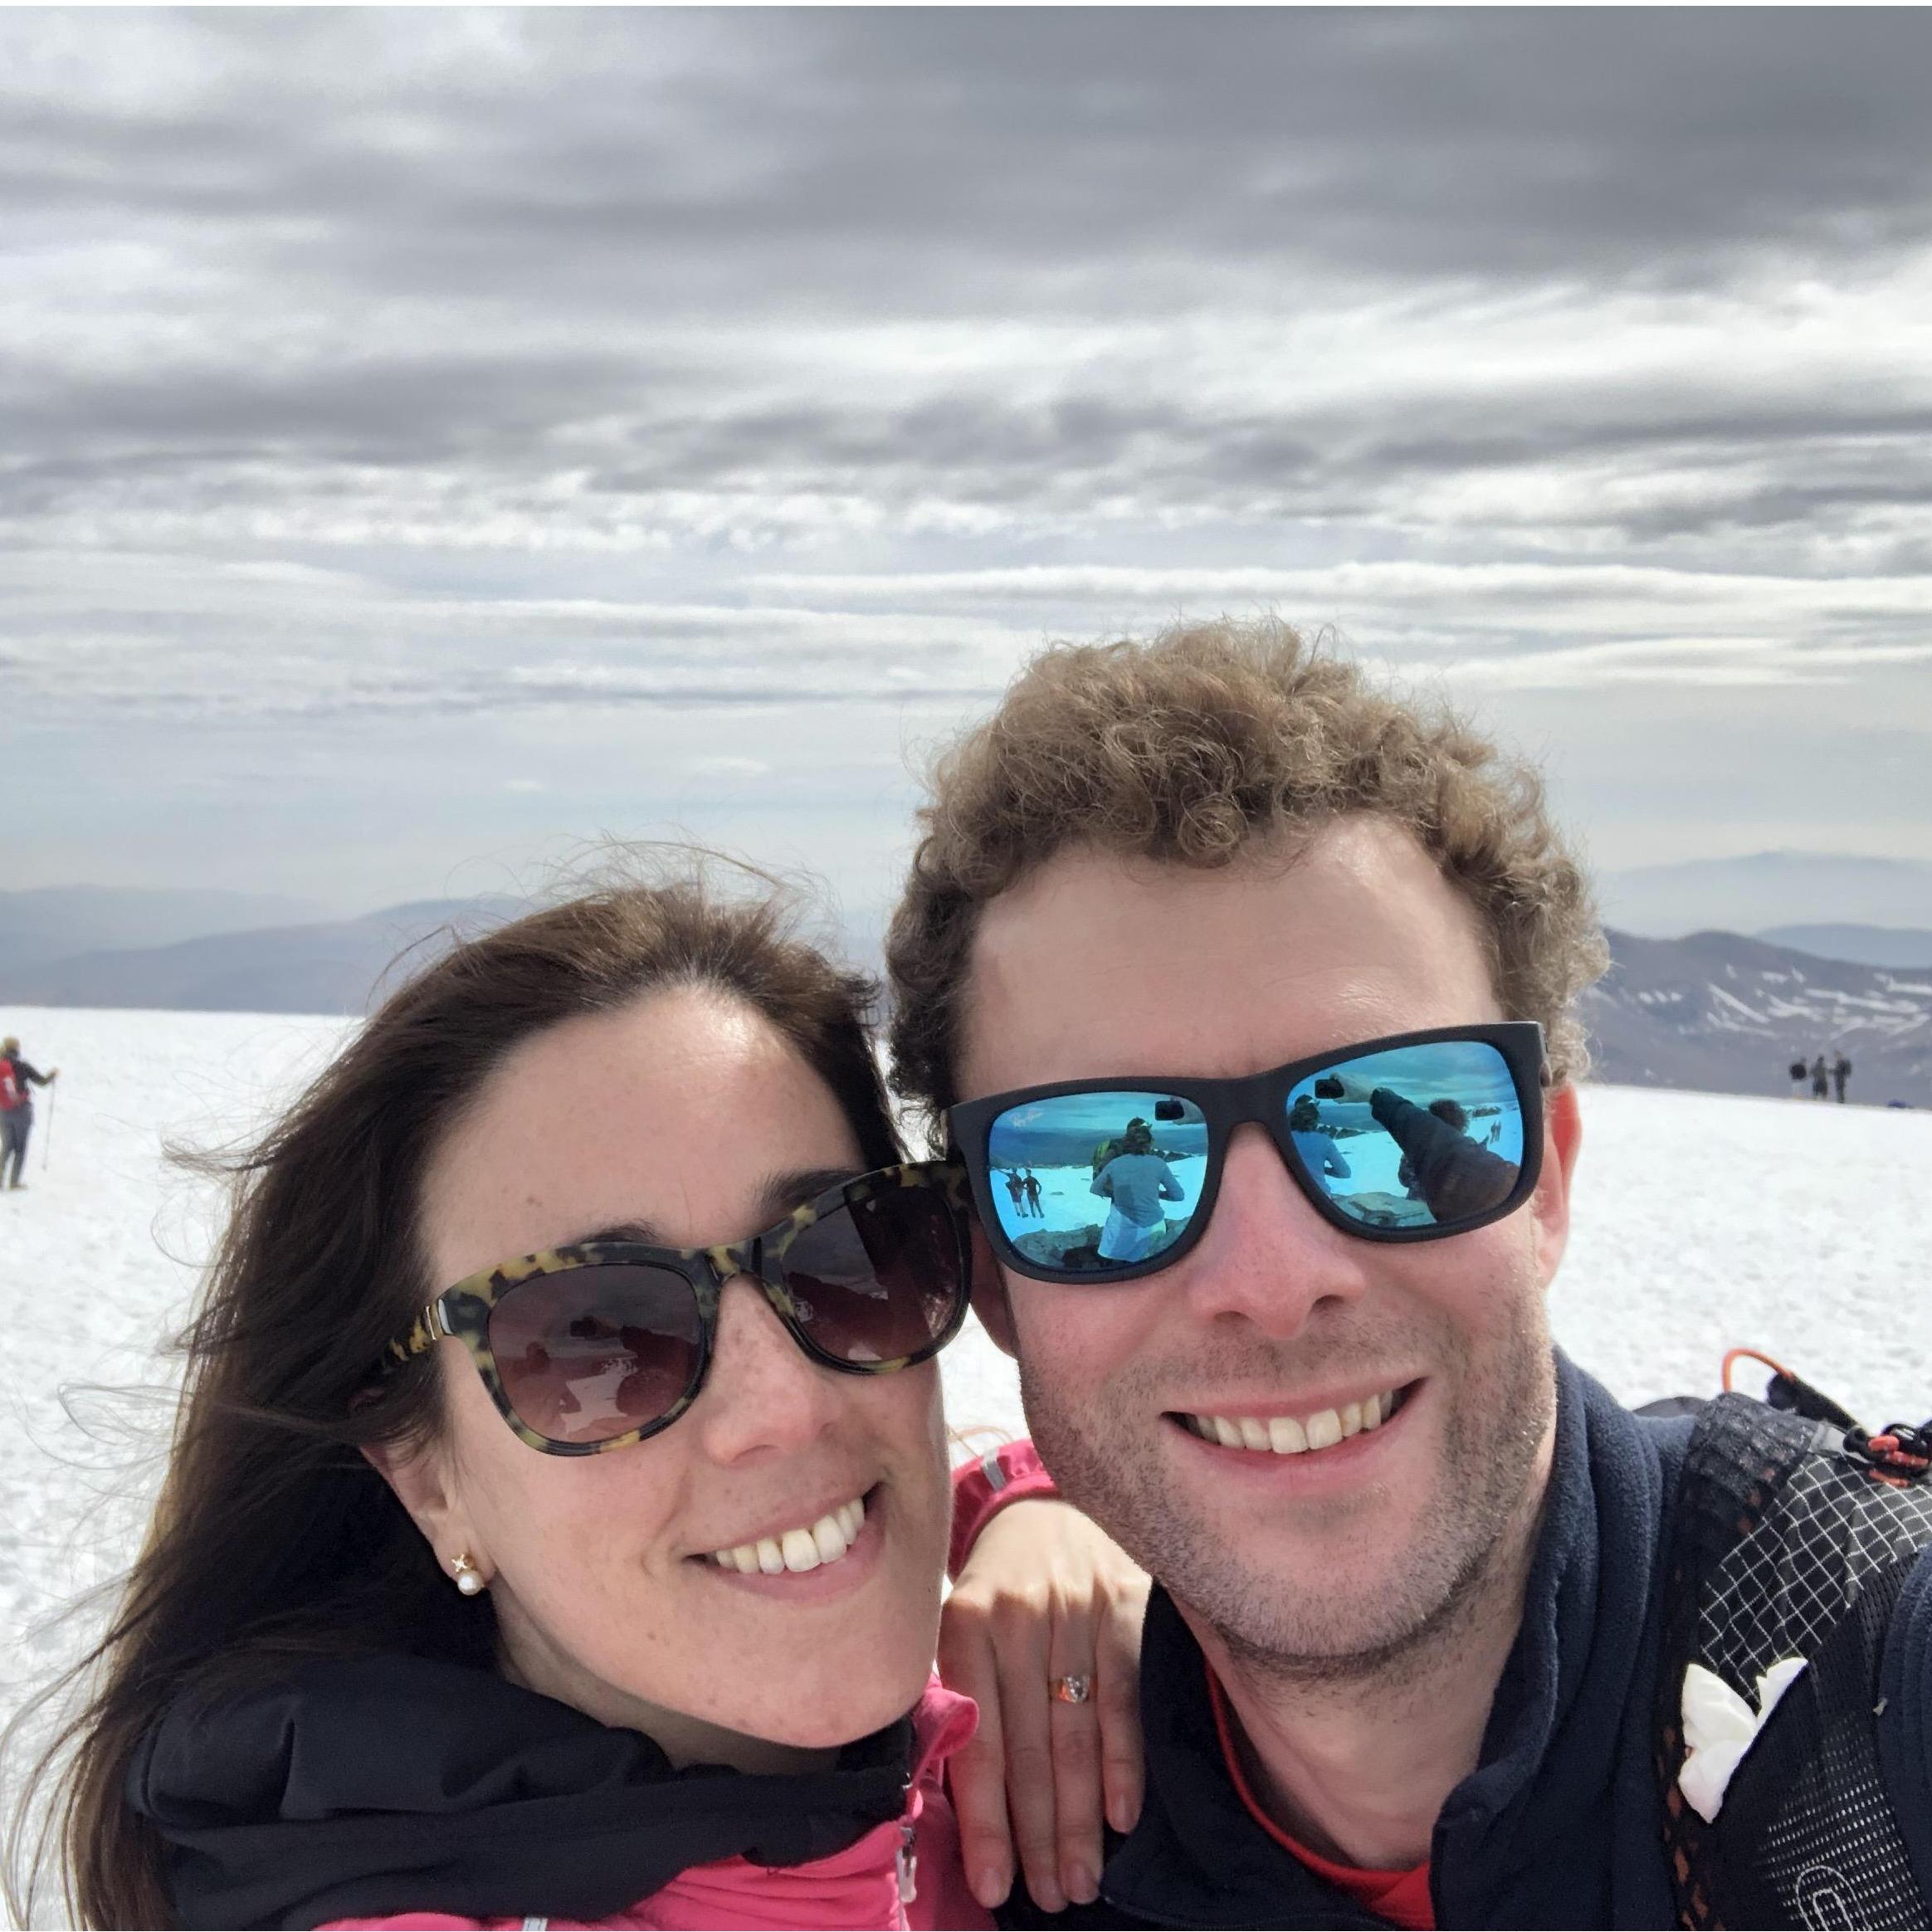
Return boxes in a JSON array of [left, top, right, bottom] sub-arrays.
[[0, 886, 323, 976], [0, 895, 519, 1017], [1583, 929, 1931, 1107], [4, 880, 1929, 1105], [1600, 851, 1932, 937], [1757, 924, 1932, 968]]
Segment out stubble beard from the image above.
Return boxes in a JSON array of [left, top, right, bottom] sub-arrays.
[[1016, 1292, 1557, 1690]]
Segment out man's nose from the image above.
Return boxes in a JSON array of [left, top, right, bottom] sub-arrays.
[[692, 1273, 842, 1464], [1171, 1122, 1375, 1337]]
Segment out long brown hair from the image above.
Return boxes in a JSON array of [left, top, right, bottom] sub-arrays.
[[7, 867, 898, 1930]]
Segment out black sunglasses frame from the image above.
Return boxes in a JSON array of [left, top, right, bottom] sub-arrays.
[[949, 1022, 1549, 1286], [383, 1160, 973, 1455]]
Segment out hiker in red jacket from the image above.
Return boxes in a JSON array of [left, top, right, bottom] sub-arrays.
[[0, 1034, 58, 1190]]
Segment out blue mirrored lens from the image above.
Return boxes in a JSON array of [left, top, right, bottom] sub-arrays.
[[986, 1090, 1208, 1272], [1286, 1040, 1525, 1230]]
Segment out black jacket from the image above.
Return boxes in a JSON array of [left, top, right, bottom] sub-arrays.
[[1018, 1354, 1932, 1928], [125, 1653, 918, 1930], [1007, 1358, 1683, 1928]]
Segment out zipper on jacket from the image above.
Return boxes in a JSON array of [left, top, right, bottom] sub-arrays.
[[895, 1818, 919, 1905]]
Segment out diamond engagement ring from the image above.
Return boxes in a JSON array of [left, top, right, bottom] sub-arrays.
[[1050, 1674, 1092, 1705]]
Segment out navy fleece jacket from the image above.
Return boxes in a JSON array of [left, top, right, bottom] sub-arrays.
[[1009, 1354, 1932, 1929]]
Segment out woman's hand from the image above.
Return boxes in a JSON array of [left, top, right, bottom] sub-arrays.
[[939, 1498, 1150, 1913]]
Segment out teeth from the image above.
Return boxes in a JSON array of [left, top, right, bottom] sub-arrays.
[[1183, 1388, 1403, 1457], [710, 1495, 868, 1576]]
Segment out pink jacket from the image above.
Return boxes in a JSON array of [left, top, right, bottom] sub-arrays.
[[322, 1684, 991, 1932]]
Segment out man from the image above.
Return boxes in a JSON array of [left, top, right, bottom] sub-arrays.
[[0, 1033, 57, 1190], [889, 622, 1932, 1927], [1832, 1051, 1852, 1104]]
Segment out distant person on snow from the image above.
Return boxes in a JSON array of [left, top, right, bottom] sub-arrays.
[[1788, 1056, 1809, 1098], [1811, 1052, 1831, 1100], [0, 1035, 58, 1191], [1833, 1051, 1852, 1104]]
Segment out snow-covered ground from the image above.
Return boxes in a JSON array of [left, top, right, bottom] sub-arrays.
[[5, 1004, 1930, 1760]]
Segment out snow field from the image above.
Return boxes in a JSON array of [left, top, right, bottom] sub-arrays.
[[3, 1006, 1929, 1778]]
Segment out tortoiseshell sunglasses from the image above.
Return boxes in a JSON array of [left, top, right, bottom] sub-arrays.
[[383, 1161, 972, 1455]]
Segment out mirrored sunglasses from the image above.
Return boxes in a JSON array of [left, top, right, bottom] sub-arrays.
[[949, 1023, 1546, 1285]]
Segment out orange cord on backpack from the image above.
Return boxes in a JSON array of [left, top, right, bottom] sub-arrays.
[[1725, 1347, 1932, 1489], [1721, 1347, 1796, 1396]]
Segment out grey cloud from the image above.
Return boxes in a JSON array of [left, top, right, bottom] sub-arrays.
[[11, 369, 1931, 565], [7, 10, 1932, 576], [8, 12, 1932, 309], [3, 7, 1930, 911]]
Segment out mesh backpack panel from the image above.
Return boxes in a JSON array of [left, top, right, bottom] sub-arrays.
[[1655, 1393, 1932, 1928]]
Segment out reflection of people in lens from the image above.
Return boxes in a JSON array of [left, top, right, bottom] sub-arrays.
[[1091, 1118, 1184, 1261], [54, 867, 1149, 1932], [1397, 1099, 1471, 1199], [1287, 1093, 1352, 1183], [610, 1324, 662, 1420], [1023, 1170, 1043, 1216], [1333, 1075, 1517, 1221], [1004, 1168, 1027, 1215], [517, 1338, 582, 1417]]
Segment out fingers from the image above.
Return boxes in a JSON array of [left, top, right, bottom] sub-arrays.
[[1044, 1623, 1105, 1909], [935, 1598, 1017, 1910], [1096, 1586, 1146, 1835], [994, 1597, 1066, 1913], [940, 1499, 1150, 1915]]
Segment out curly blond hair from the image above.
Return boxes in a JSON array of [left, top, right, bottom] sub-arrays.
[[886, 618, 1607, 1131]]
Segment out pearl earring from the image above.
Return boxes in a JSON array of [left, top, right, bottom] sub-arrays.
[[449, 1552, 486, 1597]]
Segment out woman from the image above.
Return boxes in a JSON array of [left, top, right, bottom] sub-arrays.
[[12, 871, 1141, 1930]]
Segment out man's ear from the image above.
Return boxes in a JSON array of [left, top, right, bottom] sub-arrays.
[[967, 1221, 1020, 1358], [1530, 1081, 1583, 1289]]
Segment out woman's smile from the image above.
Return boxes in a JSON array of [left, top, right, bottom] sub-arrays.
[[695, 1484, 890, 1600]]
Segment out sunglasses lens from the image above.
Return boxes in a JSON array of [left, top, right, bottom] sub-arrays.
[[488, 1264, 703, 1446], [781, 1180, 968, 1365], [1288, 1038, 1525, 1232], [986, 1090, 1208, 1273]]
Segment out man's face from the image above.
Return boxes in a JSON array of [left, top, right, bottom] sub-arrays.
[[956, 817, 1580, 1675]]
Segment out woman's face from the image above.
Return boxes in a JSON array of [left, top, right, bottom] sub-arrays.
[[402, 986, 952, 1759]]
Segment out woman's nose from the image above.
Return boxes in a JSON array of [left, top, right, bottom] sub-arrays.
[[691, 1272, 843, 1463]]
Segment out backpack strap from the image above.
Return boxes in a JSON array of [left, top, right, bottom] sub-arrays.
[[1655, 1392, 1932, 1927]]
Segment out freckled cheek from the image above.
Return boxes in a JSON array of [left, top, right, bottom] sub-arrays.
[[1012, 1287, 1149, 1393], [467, 1442, 680, 1586], [864, 1368, 951, 1570], [1395, 1231, 1541, 1351]]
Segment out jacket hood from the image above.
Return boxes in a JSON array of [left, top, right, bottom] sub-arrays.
[[128, 1651, 925, 1930]]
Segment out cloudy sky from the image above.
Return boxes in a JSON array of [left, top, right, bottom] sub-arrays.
[[6, 8, 1931, 937]]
